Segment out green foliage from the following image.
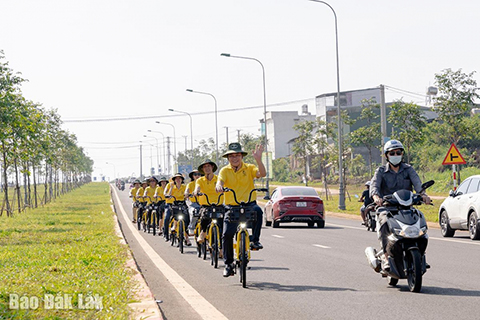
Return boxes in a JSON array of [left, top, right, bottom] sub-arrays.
[[0, 183, 134, 319], [272, 157, 290, 182], [388, 99, 427, 163]]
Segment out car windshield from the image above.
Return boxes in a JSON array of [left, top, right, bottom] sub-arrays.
[[281, 188, 318, 196]]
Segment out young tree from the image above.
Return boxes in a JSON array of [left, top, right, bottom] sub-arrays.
[[433, 68, 479, 145], [292, 120, 316, 186], [388, 99, 426, 164], [350, 98, 381, 175]]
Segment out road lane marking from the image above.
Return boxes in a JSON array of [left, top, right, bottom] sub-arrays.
[[313, 244, 331, 249], [111, 186, 228, 320], [328, 222, 480, 246], [272, 235, 285, 238]]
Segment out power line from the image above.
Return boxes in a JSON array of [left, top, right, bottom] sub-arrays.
[[63, 98, 312, 123]]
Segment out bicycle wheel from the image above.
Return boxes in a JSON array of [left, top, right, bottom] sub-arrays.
[[147, 210, 152, 234], [212, 224, 219, 268], [170, 221, 175, 246], [179, 220, 184, 254], [240, 231, 247, 288], [152, 211, 156, 236], [137, 209, 142, 230], [195, 225, 202, 258]]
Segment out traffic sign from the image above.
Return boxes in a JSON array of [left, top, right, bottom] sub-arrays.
[[442, 143, 466, 165]]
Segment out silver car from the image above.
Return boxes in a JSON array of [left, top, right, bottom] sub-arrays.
[[439, 175, 480, 240]]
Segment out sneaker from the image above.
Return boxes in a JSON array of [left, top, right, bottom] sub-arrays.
[[132, 219, 136, 223], [223, 264, 234, 277], [250, 242, 263, 250], [219, 250, 223, 259], [185, 238, 192, 246]]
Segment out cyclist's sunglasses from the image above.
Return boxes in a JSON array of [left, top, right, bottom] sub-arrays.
[[388, 150, 403, 156], [193, 173, 201, 176]]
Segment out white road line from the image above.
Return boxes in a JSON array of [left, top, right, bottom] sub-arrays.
[[429, 236, 480, 246], [272, 235, 285, 238], [329, 222, 480, 246], [111, 187, 228, 320], [313, 244, 331, 249]]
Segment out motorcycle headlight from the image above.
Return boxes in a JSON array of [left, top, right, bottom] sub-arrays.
[[399, 225, 421, 238]]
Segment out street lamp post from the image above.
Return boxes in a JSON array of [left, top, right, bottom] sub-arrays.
[[186, 89, 219, 167], [156, 121, 177, 173], [308, 0, 345, 210], [220, 53, 270, 197], [144, 135, 160, 176], [169, 108, 194, 170], [147, 130, 166, 175]]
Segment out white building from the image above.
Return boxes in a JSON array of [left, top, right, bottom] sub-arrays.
[[263, 103, 316, 160]]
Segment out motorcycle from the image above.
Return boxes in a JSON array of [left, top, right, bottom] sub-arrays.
[[365, 180, 434, 293], [363, 203, 376, 232]]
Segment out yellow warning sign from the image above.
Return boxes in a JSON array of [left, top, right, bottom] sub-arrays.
[[442, 143, 466, 165]]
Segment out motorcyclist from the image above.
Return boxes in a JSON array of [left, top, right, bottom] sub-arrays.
[[359, 181, 373, 225], [370, 139, 431, 268]]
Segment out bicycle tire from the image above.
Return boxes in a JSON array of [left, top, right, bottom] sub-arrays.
[[179, 220, 184, 254], [147, 210, 152, 234], [152, 211, 156, 236], [137, 209, 142, 230], [212, 224, 219, 268], [240, 231, 247, 288]]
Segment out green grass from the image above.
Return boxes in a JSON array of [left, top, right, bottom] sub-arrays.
[[0, 182, 135, 319]]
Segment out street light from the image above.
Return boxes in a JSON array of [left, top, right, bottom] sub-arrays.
[[156, 121, 177, 173], [169, 108, 194, 170], [308, 0, 345, 210], [143, 135, 160, 176], [147, 130, 166, 175], [221, 52, 270, 197], [106, 162, 116, 181], [186, 89, 219, 167]]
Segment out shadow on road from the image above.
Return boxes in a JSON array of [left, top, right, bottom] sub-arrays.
[[246, 281, 356, 292], [249, 266, 290, 271], [399, 286, 480, 297], [267, 225, 343, 230]]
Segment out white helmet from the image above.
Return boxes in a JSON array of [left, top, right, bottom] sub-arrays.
[[365, 181, 371, 186], [383, 139, 404, 154]]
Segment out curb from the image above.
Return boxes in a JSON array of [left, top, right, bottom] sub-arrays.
[[110, 198, 163, 320]]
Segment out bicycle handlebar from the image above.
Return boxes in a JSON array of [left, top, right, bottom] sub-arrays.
[[197, 192, 224, 206], [223, 187, 268, 205]]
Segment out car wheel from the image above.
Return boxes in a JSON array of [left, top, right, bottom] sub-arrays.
[[469, 212, 480, 240], [440, 210, 455, 237], [273, 220, 280, 228], [264, 209, 272, 227], [317, 220, 325, 228]]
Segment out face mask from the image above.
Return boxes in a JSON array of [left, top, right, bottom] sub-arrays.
[[388, 155, 402, 166]]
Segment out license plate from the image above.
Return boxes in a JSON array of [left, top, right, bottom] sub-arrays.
[[296, 202, 307, 207]]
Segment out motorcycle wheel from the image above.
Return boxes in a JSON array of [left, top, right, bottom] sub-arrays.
[[370, 219, 376, 232], [407, 249, 423, 293]]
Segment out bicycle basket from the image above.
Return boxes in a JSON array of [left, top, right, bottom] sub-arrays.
[[226, 206, 256, 222]]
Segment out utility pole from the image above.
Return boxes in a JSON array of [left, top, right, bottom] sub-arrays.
[[237, 129, 241, 142], [139, 143, 143, 180], [166, 137, 171, 175], [225, 127, 229, 145], [380, 84, 387, 165], [183, 135, 188, 153]]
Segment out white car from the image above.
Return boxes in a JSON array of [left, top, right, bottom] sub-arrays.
[[438, 175, 480, 240]]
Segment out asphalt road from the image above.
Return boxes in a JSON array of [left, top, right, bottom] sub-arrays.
[[112, 186, 480, 320]]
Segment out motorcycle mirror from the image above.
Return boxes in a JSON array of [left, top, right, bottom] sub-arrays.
[[449, 190, 455, 197], [421, 180, 435, 191], [263, 195, 271, 201]]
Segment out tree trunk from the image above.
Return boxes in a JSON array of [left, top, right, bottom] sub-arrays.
[[14, 158, 21, 214], [33, 165, 38, 208], [2, 143, 11, 216]]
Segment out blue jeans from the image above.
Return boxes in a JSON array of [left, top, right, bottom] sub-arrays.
[[222, 202, 263, 265]]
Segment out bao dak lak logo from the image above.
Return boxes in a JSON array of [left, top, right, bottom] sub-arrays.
[[9, 293, 103, 310]]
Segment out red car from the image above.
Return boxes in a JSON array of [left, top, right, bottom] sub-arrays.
[[264, 186, 325, 228]]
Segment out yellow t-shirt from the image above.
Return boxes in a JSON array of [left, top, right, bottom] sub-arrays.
[[186, 181, 198, 203], [196, 175, 219, 206], [218, 162, 259, 205], [143, 186, 157, 204], [165, 182, 186, 204], [154, 186, 166, 201], [130, 187, 139, 202], [136, 187, 146, 203]]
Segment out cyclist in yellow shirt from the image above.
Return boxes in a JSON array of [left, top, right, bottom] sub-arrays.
[[154, 177, 168, 235], [163, 173, 191, 245], [129, 179, 141, 223], [143, 176, 158, 231], [136, 179, 148, 224], [186, 169, 202, 234], [215, 143, 266, 277], [193, 159, 220, 243]]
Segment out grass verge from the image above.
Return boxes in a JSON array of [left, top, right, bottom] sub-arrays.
[[0, 182, 135, 319]]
